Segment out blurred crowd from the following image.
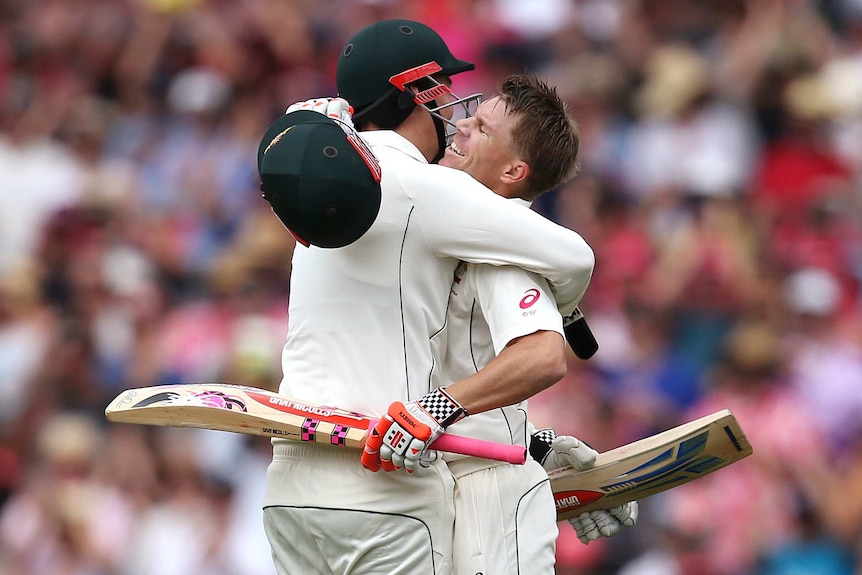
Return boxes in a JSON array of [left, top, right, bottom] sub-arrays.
[[1, 0, 862, 573]]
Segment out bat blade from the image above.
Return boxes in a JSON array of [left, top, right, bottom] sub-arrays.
[[105, 383, 527, 464], [550, 409, 752, 520]]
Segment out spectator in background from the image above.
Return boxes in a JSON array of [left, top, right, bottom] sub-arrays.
[[782, 267, 862, 456], [641, 197, 765, 393], [657, 318, 830, 575], [622, 44, 760, 205]]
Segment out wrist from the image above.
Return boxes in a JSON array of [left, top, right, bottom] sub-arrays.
[[416, 387, 468, 429]]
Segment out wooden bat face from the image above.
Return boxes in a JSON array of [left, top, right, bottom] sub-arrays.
[[550, 409, 753, 520], [106, 383, 372, 447]]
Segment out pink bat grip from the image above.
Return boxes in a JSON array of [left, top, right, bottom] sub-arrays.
[[368, 420, 527, 465], [430, 433, 527, 464]]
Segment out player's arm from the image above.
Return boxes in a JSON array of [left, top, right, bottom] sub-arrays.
[[443, 265, 566, 411], [363, 267, 568, 474], [411, 169, 594, 318], [444, 329, 565, 414], [360, 330, 567, 474], [276, 98, 594, 316]]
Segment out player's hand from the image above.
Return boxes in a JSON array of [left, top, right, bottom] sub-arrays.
[[569, 502, 639, 544], [285, 97, 354, 132], [530, 429, 599, 472], [361, 388, 467, 475]]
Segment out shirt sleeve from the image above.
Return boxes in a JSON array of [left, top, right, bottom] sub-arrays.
[[406, 165, 594, 317], [468, 264, 564, 356]]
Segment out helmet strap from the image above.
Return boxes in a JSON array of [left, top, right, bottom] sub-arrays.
[[431, 115, 447, 163], [353, 87, 416, 130]]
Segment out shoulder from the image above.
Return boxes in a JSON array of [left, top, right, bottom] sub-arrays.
[[401, 164, 496, 203], [467, 264, 548, 289], [470, 264, 552, 292]]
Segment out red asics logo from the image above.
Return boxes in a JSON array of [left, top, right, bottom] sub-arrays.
[[519, 289, 540, 309]]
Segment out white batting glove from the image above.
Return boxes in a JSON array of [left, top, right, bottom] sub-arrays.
[[529, 428, 638, 543], [569, 503, 639, 544], [530, 429, 599, 472], [285, 97, 354, 132], [362, 388, 467, 476]]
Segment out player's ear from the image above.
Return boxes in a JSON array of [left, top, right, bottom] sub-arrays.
[[501, 160, 529, 186]]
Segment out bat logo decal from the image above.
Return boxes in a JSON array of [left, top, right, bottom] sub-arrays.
[[131, 390, 247, 412], [132, 391, 181, 408], [246, 391, 370, 428], [554, 431, 726, 513], [555, 490, 603, 511]]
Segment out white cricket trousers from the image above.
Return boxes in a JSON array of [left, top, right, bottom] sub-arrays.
[[263, 441, 456, 575], [449, 457, 558, 574]]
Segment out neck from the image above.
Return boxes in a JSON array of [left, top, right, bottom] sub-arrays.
[[394, 109, 440, 162], [492, 182, 531, 202]]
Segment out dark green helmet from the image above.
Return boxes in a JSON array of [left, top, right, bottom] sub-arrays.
[[257, 111, 382, 249], [336, 19, 474, 130]]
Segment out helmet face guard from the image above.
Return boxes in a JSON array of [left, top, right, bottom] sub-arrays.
[[389, 61, 482, 146]]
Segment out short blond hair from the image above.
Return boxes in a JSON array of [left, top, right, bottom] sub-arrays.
[[498, 75, 580, 199]]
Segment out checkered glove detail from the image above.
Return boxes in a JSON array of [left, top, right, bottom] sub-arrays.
[[529, 428, 558, 466], [415, 387, 468, 428]]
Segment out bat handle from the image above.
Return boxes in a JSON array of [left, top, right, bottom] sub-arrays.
[[431, 433, 527, 464], [368, 420, 527, 464]]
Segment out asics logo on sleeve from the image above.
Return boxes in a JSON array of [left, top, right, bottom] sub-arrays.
[[519, 288, 540, 309]]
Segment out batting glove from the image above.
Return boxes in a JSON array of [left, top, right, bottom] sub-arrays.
[[530, 428, 598, 472], [530, 428, 638, 543], [569, 503, 639, 544], [362, 388, 467, 476], [285, 97, 354, 133]]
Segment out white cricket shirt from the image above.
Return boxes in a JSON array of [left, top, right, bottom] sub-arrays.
[[278, 131, 592, 422], [441, 203, 566, 461]]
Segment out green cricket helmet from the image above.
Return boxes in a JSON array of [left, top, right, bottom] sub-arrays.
[[257, 110, 382, 249], [336, 19, 481, 159]]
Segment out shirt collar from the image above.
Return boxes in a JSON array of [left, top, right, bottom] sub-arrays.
[[359, 130, 427, 164]]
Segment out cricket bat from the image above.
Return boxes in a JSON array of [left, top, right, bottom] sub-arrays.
[[551, 409, 752, 521], [105, 383, 527, 464]]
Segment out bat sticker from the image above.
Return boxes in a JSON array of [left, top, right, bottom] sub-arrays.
[[131, 390, 247, 412], [246, 391, 369, 428], [724, 425, 744, 451], [301, 418, 319, 442], [554, 430, 726, 515]]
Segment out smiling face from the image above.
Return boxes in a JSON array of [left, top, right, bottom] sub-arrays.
[[439, 96, 527, 196]]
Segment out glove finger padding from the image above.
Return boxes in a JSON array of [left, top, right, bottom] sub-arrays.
[[379, 442, 399, 473], [591, 510, 623, 538], [285, 97, 354, 133], [361, 422, 385, 472], [362, 401, 439, 476], [610, 502, 638, 528], [569, 512, 601, 544], [547, 434, 599, 471], [401, 437, 433, 474], [569, 502, 639, 545], [360, 390, 465, 475], [364, 416, 415, 473]]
